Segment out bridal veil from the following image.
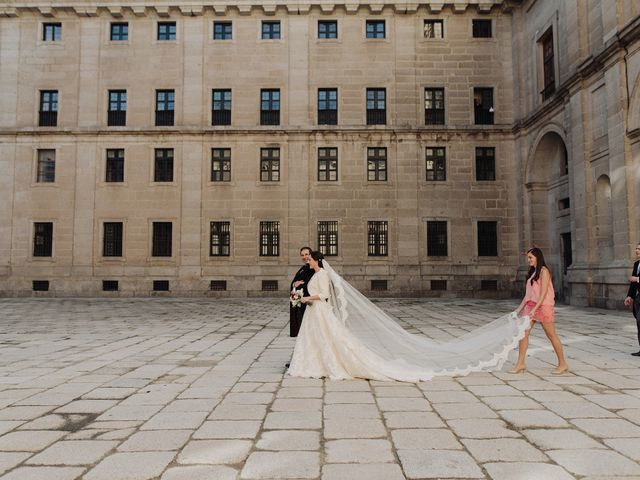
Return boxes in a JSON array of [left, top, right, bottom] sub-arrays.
[[322, 260, 530, 382]]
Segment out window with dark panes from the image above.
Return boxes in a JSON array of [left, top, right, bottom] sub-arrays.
[[211, 148, 231, 182], [155, 89, 175, 126], [425, 88, 445, 125], [210, 221, 230, 256], [318, 221, 338, 256], [368, 221, 388, 256], [318, 88, 338, 125], [39, 90, 58, 127], [106, 149, 124, 182], [427, 221, 448, 256], [108, 90, 127, 126], [103, 280, 118, 291], [472, 19, 492, 38], [318, 20, 337, 39], [43, 23, 62, 41], [110, 22, 128, 41], [475, 147, 495, 181], [366, 20, 385, 38], [260, 221, 279, 256], [154, 148, 173, 182], [157, 22, 176, 40], [152, 222, 172, 257], [262, 21, 280, 39], [260, 148, 280, 181], [36, 149, 56, 183], [212, 89, 231, 126], [214, 21, 232, 40], [561, 232, 572, 274], [425, 147, 446, 181], [318, 147, 338, 181], [367, 147, 387, 181], [473, 87, 494, 125], [103, 222, 123, 257], [366, 88, 386, 125], [477, 221, 498, 257], [33, 222, 53, 257], [260, 89, 280, 125], [541, 29, 555, 100], [424, 20, 443, 38]]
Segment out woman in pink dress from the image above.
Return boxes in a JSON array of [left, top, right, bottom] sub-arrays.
[[510, 247, 569, 375]]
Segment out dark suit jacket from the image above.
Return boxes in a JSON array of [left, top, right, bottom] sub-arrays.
[[628, 260, 640, 299], [291, 264, 315, 296]]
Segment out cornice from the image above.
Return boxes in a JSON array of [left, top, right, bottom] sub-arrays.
[[0, 1, 510, 17]]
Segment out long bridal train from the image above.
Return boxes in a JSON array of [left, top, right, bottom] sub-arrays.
[[287, 261, 531, 382]]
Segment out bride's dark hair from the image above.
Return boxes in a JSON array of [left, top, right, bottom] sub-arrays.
[[310, 250, 324, 267]]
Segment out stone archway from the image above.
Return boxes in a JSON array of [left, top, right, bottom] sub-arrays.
[[525, 129, 571, 300]]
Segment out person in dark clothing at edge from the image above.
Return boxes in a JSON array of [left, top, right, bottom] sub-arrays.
[[286, 247, 315, 368]]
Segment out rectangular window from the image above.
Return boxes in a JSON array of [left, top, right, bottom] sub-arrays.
[[108, 90, 127, 126], [262, 21, 281, 39], [431, 280, 447, 291], [541, 29, 555, 100], [260, 89, 280, 126], [427, 221, 448, 256], [318, 20, 337, 39], [154, 148, 174, 182], [213, 21, 232, 40], [366, 88, 386, 125], [367, 147, 387, 181], [371, 280, 388, 291], [473, 87, 494, 125], [318, 147, 338, 181], [103, 222, 123, 257], [210, 221, 231, 256], [153, 280, 170, 291], [157, 22, 176, 41], [260, 221, 279, 256], [210, 280, 227, 291], [475, 147, 496, 181], [424, 20, 443, 38], [561, 232, 572, 274], [39, 90, 58, 127], [43, 23, 62, 41], [33, 222, 53, 257], [368, 221, 388, 256], [155, 90, 175, 126], [33, 280, 50, 291], [318, 221, 338, 256], [262, 280, 278, 291], [477, 221, 498, 257], [425, 88, 445, 125], [472, 19, 492, 38], [212, 89, 232, 125], [106, 149, 124, 182], [110, 22, 128, 41], [152, 222, 172, 257], [103, 280, 119, 292], [318, 88, 338, 125], [211, 148, 231, 182], [425, 147, 446, 181], [366, 20, 385, 39], [260, 147, 280, 182], [36, 149, 56, 183]]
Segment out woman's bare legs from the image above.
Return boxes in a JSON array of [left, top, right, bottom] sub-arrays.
[[510, 321, 534, 373], [540, 322, 569, 373]]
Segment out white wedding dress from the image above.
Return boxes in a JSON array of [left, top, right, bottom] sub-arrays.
[[287, 262, 530, 382]]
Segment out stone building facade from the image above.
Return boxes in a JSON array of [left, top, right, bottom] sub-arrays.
[[0, 0, 637, 304]]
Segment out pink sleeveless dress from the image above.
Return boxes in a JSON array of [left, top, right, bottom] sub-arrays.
[[523, 272, 555, 323]]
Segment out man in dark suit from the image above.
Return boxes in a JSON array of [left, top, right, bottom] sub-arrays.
[[289, 246, 314, 338], [624, 243, 640, 356]]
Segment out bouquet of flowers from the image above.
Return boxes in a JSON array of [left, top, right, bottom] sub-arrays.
[[290, 288, 304, 308]]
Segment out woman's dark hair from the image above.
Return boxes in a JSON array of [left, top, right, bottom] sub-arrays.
[[300, 246, 312, 254], [310, 250, 324, 267], [527, 247, 549, 285]]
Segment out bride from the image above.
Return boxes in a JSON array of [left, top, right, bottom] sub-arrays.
[[287, 251, 531, 382]]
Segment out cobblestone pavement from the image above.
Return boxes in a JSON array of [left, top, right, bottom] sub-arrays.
[[1, 298, 640, 479]]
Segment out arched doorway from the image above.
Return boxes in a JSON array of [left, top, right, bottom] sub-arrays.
[[525, 129, 571, 300]]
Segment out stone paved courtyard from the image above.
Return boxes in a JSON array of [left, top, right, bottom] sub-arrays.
[[1, 297, 640, 479]]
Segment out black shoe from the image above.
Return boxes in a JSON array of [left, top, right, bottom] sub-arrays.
[[631, 351, 640, 356], [285, 363, 290, 368]]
